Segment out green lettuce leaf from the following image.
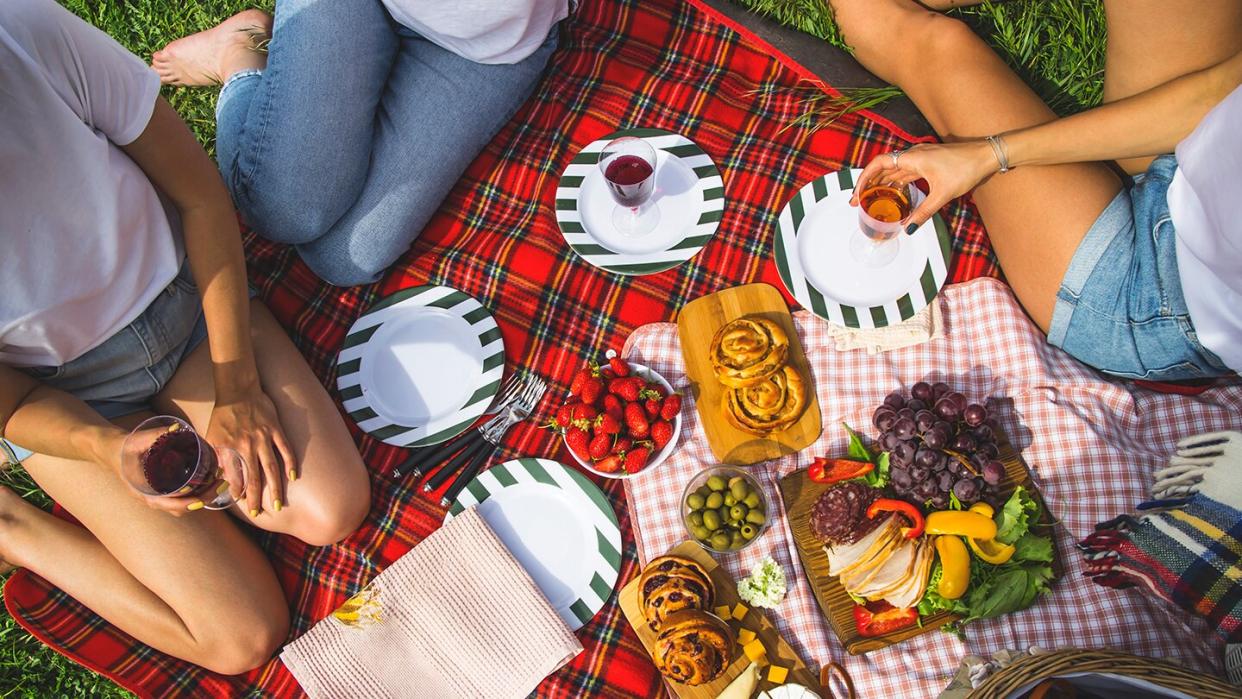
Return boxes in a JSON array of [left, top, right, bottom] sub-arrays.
[[995, 486, 1039, 544], [917, 563, 969, 617], [962, 561, 1054, 622], [842, 422, 890, 488], [1012, 533, 1054, 563]]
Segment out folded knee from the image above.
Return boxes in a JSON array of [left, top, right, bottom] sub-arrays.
[[290, 481, 370, 547], [196, 611, 289, 675]]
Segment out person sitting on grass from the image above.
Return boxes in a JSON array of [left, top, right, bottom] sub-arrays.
[[0, 0, 370, 674], [151, 0, 567, 287], [839, 0, 1241, 382]]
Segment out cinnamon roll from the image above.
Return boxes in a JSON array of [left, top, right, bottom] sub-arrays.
[[651, 609, 735, 686], [639, 555, 715, 630], [724, 364, 808, 435], [709, 316, 789, 388]]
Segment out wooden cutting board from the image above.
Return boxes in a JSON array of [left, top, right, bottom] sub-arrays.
[[618, 542, 818, 697], [676, 283, 822, 465], [778, 427, 1062, 654]]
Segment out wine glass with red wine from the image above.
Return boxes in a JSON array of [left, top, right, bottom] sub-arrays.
[[598, 136, 660, 236], [119, 416, 245, 510], [851, 181, 915, 267]]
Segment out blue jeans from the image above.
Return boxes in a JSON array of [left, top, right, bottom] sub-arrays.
[[215, 0, 558, 286], [1047, 155, 1232, 381]]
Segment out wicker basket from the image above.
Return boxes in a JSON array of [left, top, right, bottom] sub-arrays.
[[968, 649, 1238, 699]]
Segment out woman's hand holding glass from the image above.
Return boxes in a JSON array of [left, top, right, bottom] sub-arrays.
[[850, 140, 999, 228]]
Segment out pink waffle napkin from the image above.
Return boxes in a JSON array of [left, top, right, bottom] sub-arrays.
[[280, 506, 582, 698]]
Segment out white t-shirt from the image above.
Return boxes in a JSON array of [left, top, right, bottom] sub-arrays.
[[0, 0, 179, 368], [1167, 83, 1242, 372], [382, 0, 567, 65]]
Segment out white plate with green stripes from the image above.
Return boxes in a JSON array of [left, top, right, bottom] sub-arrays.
[[336, 285, 504, 448], [775, 168, 952, 329], [555, 128, 724, 275], [445, 458, 621, 631]]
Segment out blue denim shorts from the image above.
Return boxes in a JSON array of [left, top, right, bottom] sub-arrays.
[[2, 262, 208, 463], [1047, 155, 1232, 381]]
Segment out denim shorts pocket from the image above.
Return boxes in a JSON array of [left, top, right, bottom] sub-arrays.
[[168, 264, 198, 295], [20, 364, 62, 381]]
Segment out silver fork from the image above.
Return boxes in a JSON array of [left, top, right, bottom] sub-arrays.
[[393, 371, 530, 479], [438, 375, 548, 506]]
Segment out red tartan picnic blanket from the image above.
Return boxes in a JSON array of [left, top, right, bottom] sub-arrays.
[[2, 0, 998, 696]]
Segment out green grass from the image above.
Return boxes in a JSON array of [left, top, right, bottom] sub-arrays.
[[3, 1, 1102, 696], [733, 0, 1106, 125]]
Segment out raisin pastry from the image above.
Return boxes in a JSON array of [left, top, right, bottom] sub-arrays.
[[651, 609, 735, 686], [709, 316, 789, 388]]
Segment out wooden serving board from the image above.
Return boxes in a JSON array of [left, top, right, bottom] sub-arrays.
[[676, 283, 822, 465], [779, 427, 1062, 654], [618, 542, 818, 697]]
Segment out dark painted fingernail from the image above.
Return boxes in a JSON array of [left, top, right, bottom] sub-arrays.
[[905, 223, 919, 235]]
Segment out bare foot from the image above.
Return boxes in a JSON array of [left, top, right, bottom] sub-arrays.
[[152, 10, 273, 86]]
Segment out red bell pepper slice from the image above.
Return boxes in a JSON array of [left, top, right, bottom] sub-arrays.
[[866, 498, 925, 539], [852, 601, 919, 637], [808, 458, 874, 485]]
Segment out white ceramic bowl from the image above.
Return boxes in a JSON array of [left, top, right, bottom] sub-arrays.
[[563, 355, 682, 480]]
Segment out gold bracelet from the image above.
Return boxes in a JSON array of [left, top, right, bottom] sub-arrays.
[[985, 134, 1011, 173]]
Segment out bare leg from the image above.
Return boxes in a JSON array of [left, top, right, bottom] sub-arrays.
[[151, 10, 271, 86], [1102, 0, 1242, 174], [153, 300, 370, 546], [10, 412, 289, 675], [829, 0, 1121, 332]]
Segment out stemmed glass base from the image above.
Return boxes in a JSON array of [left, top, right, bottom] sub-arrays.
[[611, 203, 661, 237], [848, 226, 900, 267]]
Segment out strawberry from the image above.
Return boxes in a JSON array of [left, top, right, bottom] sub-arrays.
[[624, 402, 650, 439], [588, 432, 611, 460], [644, 398, 662, 419], [565, 427, 590, 461], [608, 355, 631, 377], [553, 404, 573, 430], [602, 394, 624, 419], [569, 368, 592, 397], [614, 437, 633, 454], [660, 394, 682, 421], [596, 412, 622, 435], [570, 403, 597, 422], [644, 384, 667, 401], [624, 446, 652, 474], [595, 454, 623, 473], [610, 377, 643, 402], [651, 420, 674, 450], [579, 376, 603, 405]]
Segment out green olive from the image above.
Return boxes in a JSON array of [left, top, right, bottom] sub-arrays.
[[686, 511, 704, 527], [691, 525, 711, 541], [727, 475, 745, 488], [729, 504, 748, 521], [741, 523, 758, 539], [706, 475, 727, 492], [744, 492, 761, 509], [719, 506, 732, 522], [723, 493, 736, 507], [710, 532, 731, 550], [746, 510, 767, 525], [702, 510, 722, 531], [705, 492, 724, 509], [686, 493, 705, 510], [730, 481, 749, 501], [696, 485, 711, 499]]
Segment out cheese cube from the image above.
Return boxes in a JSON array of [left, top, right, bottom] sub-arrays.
[[714, 605, 733, 621], [742, 638, 767, 663], [736, 628, 757, 645], [731, 602, 748, 619], [767, 665, 788, 684]]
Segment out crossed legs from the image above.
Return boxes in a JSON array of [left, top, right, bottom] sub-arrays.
[[2, 301, 369, 673], [829, 0, 1242, 331]]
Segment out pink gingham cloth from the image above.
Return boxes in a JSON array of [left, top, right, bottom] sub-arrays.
[[621, 278, 1242, 697]]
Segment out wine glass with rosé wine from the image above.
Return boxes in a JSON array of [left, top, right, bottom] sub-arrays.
[[120, 416, 245, 510], [850, 181, 915, 267], [598, 136, 661, 237]]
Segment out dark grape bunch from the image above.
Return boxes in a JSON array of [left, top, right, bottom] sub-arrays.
[[873, 381, 1006, 510]]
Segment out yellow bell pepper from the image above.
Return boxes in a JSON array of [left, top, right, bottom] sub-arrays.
[[925, 511, 997, 540], [968, 502, 994, 519], [967, 536, 1016, 565], [935, 536, 971, 600]]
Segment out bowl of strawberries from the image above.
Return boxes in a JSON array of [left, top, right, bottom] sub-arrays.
[[555, 350, 683, 479]]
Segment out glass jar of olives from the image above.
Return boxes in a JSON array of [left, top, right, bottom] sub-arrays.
[[681, 466, 769, 553]]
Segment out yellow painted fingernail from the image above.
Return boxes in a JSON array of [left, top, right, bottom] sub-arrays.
[[273, 499, 282, 512], [288, 468, 297, 481], [249, 508, 260, 518], [177, 486, 192, 495], [187, 501, 205, 511], [216, 482, 230, 496]]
